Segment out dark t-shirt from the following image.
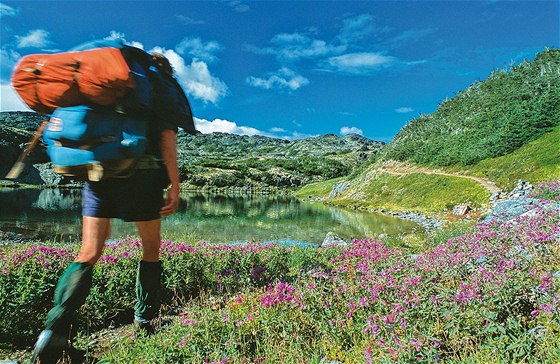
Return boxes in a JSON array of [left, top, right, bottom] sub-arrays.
[[145, 119, 178, 158], [144, 72, 196, 157]]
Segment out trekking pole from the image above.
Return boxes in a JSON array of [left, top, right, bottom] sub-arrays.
[[5, 120, 49, 179]]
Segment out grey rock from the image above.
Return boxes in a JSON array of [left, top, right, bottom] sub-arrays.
[[484, 198, 556, 223], [33, 189, 81, 211], [452, 204, 470, 216], [34, 163, 65, 185], [328, 181, 350, 198], [505, 180, 534, 200], [0, 231, 27, 245], [321, 231, 348, 247], [320, 359, 343, 364]]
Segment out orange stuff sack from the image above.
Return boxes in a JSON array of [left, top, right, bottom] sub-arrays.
[[11, 48, 134, 114], [74, 47, 134, 105], [11, 53, 83, 114]]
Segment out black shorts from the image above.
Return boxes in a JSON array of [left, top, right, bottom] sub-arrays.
[[82, 168, 169, 222]]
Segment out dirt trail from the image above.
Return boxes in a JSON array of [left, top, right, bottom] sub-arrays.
[[380, 160, 502, 194]]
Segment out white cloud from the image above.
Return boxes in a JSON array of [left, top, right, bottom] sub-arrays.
[[183, 59, 228, 104], [176, 15, 205, 25], [129, 41, 145, 50], [395, 107, 414, 113], [391, 29, 434, 44], [194, 117, 267, 136], [322, 52, 395, 74], [104, 31, 144, 49], [227, 0, 250, 12], [176, 37, 222, 63], [150, 47, 228, 104], [16, 29, 51, 48], [246, 67, 309, 91], [246, 13, 402, 76], [246, 13, 380, 63], [0, 83, 31, 111], [105, 31, 125, 41], [337, 14, 375, 45], [248, 32, 345, 61], [193, 117, 313, 140], [0, 48, 20, 81], [340, 126, 364, 136], [0, 3, 18, 17]]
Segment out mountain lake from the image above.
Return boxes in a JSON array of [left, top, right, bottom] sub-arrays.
[[0, 188, 423, 245]]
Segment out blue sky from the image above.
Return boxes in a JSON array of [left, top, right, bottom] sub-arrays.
[[1, 1, 558, 142]]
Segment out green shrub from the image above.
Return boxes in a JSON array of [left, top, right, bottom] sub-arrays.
[[385, 48, 560, 167]]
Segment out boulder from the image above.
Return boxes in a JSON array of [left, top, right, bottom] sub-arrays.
[[452, 204, 470, 216], [321, 231, 348, 247], [506, 180, 534, 200], [484, 198, 542, 223], [328, 181, 350, 198]]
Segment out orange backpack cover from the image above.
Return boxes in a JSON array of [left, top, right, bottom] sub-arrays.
[[11, 47, 134, 114]]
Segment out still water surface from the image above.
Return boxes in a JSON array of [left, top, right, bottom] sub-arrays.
[[0, 188, 422, 244]]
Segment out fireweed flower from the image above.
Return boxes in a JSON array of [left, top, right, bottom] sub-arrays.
[[178, 334, 191, 347], [2, 201, 559, 362], [259, 281, 301, 308]]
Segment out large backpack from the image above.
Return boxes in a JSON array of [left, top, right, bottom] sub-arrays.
[[42, 105, 148, 181], [12, 40, 196, 181]]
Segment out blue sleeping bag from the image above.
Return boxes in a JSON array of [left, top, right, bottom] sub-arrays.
[[43, 105, 148, 181]]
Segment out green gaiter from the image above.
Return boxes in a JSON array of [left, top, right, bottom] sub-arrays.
[[45, 262, 93, 333], [134, 260, 162, 323]]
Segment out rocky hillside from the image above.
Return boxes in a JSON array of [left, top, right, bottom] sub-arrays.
[[296, 48, 560, 216], [0, 112, 384, 189], [384, 48, 560, 166], [0, 112, 55, 185], [177, 132, 382, 189]]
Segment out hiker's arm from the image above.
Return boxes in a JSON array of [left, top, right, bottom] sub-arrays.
[[160, 129, 180, 217]]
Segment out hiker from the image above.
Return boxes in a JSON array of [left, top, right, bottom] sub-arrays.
[[31, 54, 187, 363]]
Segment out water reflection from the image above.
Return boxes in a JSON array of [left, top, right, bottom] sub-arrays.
[[0, 188, 422, 244]]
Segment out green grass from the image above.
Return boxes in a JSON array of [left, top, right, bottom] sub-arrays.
[[296, 126, 559, 213], [333, 172, 490, 213], [448, 125, 560, 189], [294, 177, 345, 198]]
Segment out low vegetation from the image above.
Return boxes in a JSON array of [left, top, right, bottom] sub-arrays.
[[176, 133, 383, 190], [384, 48, 560, 167], [297, 168, 490, 214], [447, 125, 560, 190], [1, 190, 558, 362]]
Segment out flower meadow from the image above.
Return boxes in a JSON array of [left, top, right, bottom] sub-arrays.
[[0, 202, 559, 363], [529, 179, 560, 201]]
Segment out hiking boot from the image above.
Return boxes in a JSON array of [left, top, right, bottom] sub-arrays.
[[133, 319, 156, 336], [31, 329, 68, 364]]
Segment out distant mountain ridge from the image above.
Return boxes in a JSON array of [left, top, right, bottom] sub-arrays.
[[176, 130, 384, 189], [0, 111, 384, 188]]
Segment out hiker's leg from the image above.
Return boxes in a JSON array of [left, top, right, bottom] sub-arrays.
[[136, 218, 161, 262], [32, 217, 109, 363], [134, 219, 163, 328], [75, 216, 111, 264], [32, 261, 94, 364]]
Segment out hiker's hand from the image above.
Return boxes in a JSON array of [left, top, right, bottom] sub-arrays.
[[161, 185, 180, 217]]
